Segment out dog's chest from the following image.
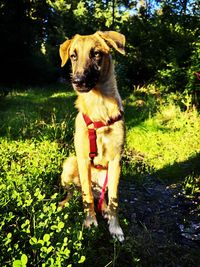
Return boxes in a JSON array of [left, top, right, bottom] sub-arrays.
[[76, 92, 121, 123], [93, 123, 124, 166]]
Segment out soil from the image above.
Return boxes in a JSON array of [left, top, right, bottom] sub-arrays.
[[119, 176, 200, 266]]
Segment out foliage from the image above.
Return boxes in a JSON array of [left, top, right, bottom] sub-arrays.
[[0, 0, 199, 102], [0, 86, 199, 266], [0, 87, 141, 267], [183, 174, 200, 196], [0, 85, 75, 142], [186, 41, 200, 103], [125, 85, 200, 180], [0, 139, 86, 266], [0, 139, 138, 267]]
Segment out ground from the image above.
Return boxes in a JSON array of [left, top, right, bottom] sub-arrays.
[[119, 169, 200, 266]]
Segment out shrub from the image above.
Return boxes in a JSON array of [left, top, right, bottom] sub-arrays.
[[0, 139, 87, 266]]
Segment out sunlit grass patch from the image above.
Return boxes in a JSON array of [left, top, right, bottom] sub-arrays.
[[0, 86, 76, 141], [0, 138, 87, 266], [0, 138, 64, 194], [127, 126, 199, 169], [126, 91, 200, 181], [0, 138, 138, 267]]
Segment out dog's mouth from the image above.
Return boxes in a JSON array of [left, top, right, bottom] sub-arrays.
[[74, 86, 92, 93], [72, 80, 96, 93]]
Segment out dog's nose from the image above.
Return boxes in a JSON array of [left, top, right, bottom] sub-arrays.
[[72, 75, 85, 87]]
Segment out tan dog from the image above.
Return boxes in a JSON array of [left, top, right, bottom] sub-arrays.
[[60, 31, 125, 242]]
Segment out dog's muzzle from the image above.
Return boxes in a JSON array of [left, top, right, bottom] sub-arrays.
[[72, 66, 100, 93], [72, 75, 92, 92]]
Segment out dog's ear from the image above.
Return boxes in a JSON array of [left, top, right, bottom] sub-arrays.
[[96, 31, 125, 55], [59, 39, 72, 67]]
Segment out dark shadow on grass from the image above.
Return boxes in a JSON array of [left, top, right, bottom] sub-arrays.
[[1, 85, 160, 141], [153, 152, 200, 184], [124, 100, 157, 129], [0, 84, 77, 141]]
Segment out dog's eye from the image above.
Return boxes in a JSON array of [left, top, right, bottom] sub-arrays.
[[70, 53, 77, 61], [94, 51, 102, 59], [90, 49, 102, 60]]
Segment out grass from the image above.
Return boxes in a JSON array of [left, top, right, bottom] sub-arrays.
[[0, 84, 199, 266], [124, 87, 200, 182], [0, 85, 76, 142]]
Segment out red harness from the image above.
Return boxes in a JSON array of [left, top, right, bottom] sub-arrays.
[[82, 113, 122, 211]]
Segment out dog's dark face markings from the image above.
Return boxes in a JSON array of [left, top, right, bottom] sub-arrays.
[[59, 31, 125, 93], [69, 37, 107, 92]]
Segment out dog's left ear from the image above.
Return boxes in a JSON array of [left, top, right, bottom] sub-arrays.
[[96, 31, 125, 55], [59, 39, 72, 67]]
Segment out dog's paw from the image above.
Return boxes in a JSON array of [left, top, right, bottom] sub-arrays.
[[83, 214, 98, 228], [59, 199, 67, 209], [108, 216, 124, 242]]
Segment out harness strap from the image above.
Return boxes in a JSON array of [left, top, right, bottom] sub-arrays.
[[83, 113, 122, 160], [97, 171, 108, 211], [83, 114, 106, 129], [82, 113, 122, 211], [88, 128, 97, 158]]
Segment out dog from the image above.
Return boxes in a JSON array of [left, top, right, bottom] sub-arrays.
[[59, 31, 125, 242]]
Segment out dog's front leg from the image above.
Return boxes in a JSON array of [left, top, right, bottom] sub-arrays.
[[75, 114, 97, 228], [107, 155, 124, 242], [77, 157, 98, 228]]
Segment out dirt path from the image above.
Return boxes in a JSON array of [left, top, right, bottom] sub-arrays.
[[119, 177, 200, 266]]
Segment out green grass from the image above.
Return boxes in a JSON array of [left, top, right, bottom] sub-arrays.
[[127, 106, 199, 169], [0, 85, 76, 142], [0, 85, 199, 266], [124, 87, 200, 182]]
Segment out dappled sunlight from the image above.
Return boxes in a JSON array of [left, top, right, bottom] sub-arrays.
[[50, 91, 75, 99], [126, 93, 200, 175], [0, 0, 199, 265], [0, 87, 76, 141], [1, 88, 200, 267]]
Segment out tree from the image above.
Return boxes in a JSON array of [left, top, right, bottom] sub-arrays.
[[0, 0, 199, 96], [0, 0, 54, 84]]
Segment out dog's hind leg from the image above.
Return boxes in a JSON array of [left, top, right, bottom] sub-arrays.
[[59, 156, 80, 208]]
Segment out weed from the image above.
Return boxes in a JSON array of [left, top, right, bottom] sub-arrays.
[[126, 91, 200, 178], [0, 86, 199, 266], [183, 174, 200, 196]]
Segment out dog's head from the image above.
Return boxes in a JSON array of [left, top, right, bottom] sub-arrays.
[[59, 31, 125, 93]]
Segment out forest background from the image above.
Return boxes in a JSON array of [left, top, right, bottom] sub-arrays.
[[0, 0, 199, 97], [0, 1, 200, 266]]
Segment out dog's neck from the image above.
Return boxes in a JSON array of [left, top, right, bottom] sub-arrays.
[[75, 65, 123, 123]]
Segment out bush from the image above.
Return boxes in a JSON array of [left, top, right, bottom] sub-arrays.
[[0, 139, 89, 266]]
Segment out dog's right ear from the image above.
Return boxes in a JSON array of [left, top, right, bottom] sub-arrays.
[[59, 39, 72, 67]]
